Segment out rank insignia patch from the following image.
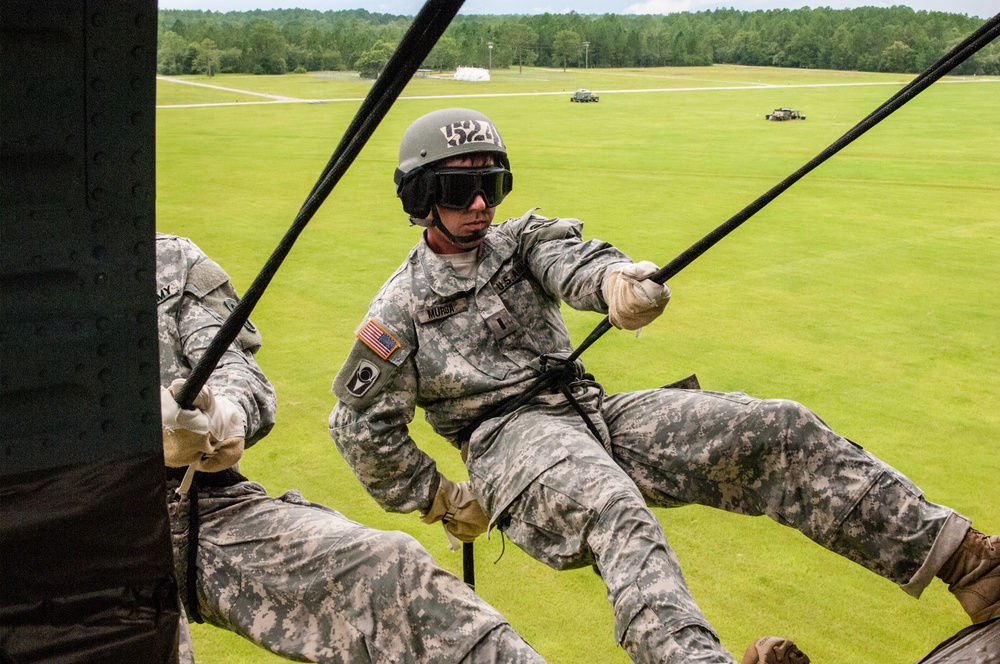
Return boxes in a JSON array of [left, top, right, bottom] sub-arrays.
[[357, 319, 400, 360]]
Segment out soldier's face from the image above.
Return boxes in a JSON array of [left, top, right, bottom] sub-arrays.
[[425, 155, 497, 254]]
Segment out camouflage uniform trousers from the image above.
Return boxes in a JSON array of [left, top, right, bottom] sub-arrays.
[[167, 481, 545, 663], [466, 387, 970, 664]]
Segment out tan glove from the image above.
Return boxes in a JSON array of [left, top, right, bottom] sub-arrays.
[[420, 475, 488, 545], [160, 384, 213, 468], [602, 261, 671, 330], [161, 379, 246, 474], [741, 636, 810, 664]]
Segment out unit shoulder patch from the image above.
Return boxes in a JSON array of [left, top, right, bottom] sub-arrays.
[[344, 359, 381, 398]]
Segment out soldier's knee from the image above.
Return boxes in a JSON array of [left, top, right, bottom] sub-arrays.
[[460, 624, 546, 664], [754, 398, 821, 448], [348, 528, 433, 582], [373, 529, 427, 561]]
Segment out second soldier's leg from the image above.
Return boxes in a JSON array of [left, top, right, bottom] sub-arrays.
[[190, 481, 542, 664], [460, 624, 550, 664], [176, 603, 194, 664]]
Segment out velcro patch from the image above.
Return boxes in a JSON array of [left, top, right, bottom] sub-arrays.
[[224, 297, 258, 334], [357, 319, 401, 360], [485, 309, 519, 340]]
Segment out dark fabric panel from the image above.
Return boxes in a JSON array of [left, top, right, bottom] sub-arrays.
[[0, 582, 179, 664], [0, 454, 175, 603]]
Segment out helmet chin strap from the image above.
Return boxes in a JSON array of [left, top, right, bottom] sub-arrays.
[[430, 207, 489, 247]]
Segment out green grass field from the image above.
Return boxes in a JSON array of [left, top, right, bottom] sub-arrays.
[[156, 64, 1000, 663]]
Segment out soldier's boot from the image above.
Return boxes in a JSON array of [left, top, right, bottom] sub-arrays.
[[741, 636, 810, 664], [937, 528, 1000, 624]]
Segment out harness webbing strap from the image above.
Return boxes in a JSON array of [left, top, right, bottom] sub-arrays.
[[185, 483, 202, 623]]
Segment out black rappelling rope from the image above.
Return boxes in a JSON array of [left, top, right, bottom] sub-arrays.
[[461, 11, 1000, 435], [174, 0, 465, 409], [169, 0, 469, 617], [572, 11, 1000, 361]]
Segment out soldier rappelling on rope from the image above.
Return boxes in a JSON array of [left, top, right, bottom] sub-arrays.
[[328, 107, 1000, 664]]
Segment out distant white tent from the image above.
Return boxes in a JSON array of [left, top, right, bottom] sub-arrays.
[[454, 66, 490, 82]]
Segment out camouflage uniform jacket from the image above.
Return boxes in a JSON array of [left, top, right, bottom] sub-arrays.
[[330, 211, 632, 515], [156, 233, 275, 447]]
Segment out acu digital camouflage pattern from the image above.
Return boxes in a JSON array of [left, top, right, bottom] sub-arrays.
[[167, 483, 539, 663], [157, 234, 542, 664], [329, 214, 971, 663], [156, 233, 275, 447]]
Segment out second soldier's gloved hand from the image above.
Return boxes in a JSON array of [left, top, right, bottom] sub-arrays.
[[161, 378, 246, 473], [420, 474, 489, 546], [602, 261, 671, 330]]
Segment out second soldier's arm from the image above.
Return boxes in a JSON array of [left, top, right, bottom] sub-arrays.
[[174, 244, 276, 446]]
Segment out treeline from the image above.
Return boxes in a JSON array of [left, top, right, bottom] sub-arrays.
[[157, 6, 998, 78]]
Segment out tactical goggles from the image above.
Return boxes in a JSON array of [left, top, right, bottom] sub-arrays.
[[434, 166, 513, 209]]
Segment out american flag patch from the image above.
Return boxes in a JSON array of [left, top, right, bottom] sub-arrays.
[[357, 319, 400, 360]]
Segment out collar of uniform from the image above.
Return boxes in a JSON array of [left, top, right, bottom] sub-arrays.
[[416, 236, 477, 298], [415, 228, 518, 298], [475, 233, 514, 286]]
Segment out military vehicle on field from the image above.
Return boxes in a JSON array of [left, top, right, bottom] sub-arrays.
[[571, 88, 599, 102], [766, 107, 806, 120]]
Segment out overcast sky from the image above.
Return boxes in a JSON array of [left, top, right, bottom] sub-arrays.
[[159, 0, 994, 19]]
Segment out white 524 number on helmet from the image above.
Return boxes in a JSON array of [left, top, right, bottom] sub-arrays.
[[394, 108, 513, 221]]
